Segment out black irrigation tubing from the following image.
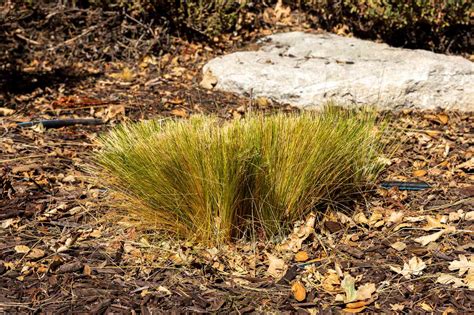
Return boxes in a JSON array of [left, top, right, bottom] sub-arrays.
[[380, 181, 431, 191], [17, 119, 104, 129]]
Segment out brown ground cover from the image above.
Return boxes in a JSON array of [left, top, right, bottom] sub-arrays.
[[1, 3, 473, 313]]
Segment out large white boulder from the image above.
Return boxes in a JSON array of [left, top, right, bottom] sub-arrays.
[[201, 32, 473, 111]]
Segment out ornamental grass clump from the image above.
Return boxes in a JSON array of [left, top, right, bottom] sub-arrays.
[[95, 106, 387, 244]]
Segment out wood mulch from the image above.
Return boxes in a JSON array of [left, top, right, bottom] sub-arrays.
[[1, 4, 473, 313]]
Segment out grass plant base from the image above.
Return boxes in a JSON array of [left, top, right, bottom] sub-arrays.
[[94, 106, 387, 244]]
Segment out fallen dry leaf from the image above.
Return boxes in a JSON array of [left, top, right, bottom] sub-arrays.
[[89, 229, 102, 238], [170, 108, 188, 118], [436, 273, 465, 288], [1, 218, 18, 229], [157, 285, 172, 296], [457, 158, 473, 171], [105, 105, 126, 121], [342, 305, 367, 313], [413, 169, 427, 177], [423, 215, 448, 231], [83, 264, 92, 276], [414, 230, 444, 246], [291, 280, 306, 302], [355, 283, 376, 301], [404, 215, 426, 223], [322, 271, 340, 292], [437, 113, 449, 125], [14, 245, 30, 254], [368, 209, 384, 227], [465, 211, 474, 221], [277, 212, 315, 252], [341, 273, 357, 302], [109, 67, 135, 81], [465, 271, 474, 290], [266, 253, 287, 279], [341, 273, 376, 304], [442, 307, 458, 315], [448, 210, 463, 222], [62, 175, 76, 183], [27, 248, 45, 259], [0, 107, 15, 116], [391, 241, 407, 251], [294, 251, 309, 262], [391, 303, 405, 311], [448, 255, 474, 276], [418, 302, 433, 312], [387, 211, 404, 225], [390, 256, 427, 279], [353, 212, 368, 225]]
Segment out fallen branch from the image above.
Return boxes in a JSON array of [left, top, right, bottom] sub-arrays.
[[17, 119, 104, 129]]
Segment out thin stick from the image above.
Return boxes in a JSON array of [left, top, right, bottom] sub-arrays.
[[0, 155, 46, 163], [426, 197, 473, 211]]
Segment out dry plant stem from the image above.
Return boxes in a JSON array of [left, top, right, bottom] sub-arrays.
[[94, 106, 387, 244]]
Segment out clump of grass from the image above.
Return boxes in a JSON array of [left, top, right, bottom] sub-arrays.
[[94, 106, 387, 244]]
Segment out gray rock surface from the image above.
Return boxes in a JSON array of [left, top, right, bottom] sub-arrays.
[[201, 32, 473, 111]]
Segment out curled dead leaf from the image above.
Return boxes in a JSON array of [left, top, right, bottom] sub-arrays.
[[105, 105, 126, 121], [418, 302, 433, 312], [353, 212, 368, 225], [294, 251, 309, 262], [368, 211, 384, 227], [170, 108, 188, 118], [291, 280, 306, 302], [83, 264, 92, 276], [387, 211, 404, 226], [466, 211, 474, 221], [277, 212, 315, 252], [391, 303, 405, 311], [346, 300, 370, 309], [322, 271, 340, 292], [465, 271, 474, 290], [89, 229, 102, 238], [266, 253, 287, 279], [423, 215, 447, 231], [343, 305, 367, 313], [413, 169, 427, 177]]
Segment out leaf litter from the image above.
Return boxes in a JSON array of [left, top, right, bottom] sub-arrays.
[[1, 3, 473, 314]]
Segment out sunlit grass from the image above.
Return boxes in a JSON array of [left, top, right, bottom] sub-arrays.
[[94, 106, 387, 244]]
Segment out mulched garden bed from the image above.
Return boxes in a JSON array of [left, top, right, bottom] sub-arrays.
[[1, 3, 473, 313]]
